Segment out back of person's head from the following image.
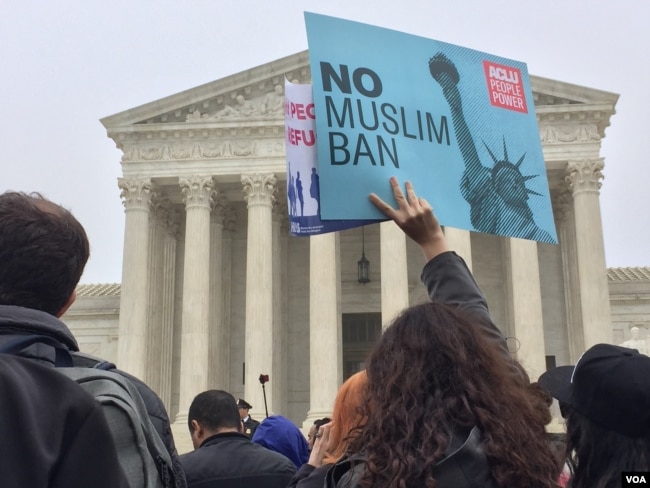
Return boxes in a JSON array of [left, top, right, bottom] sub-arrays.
[[539, 343, 650, 487], [323, 370, 367, 464], [0, 191, 90, 316], [188, 390, 241, 433], [313, 417, 331, 431], [252, 415, 309, 469], [348, 301, 559, 487]]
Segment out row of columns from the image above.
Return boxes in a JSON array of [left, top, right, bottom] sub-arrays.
[[116, 157, 612, 425], [117, 173, 281, 423]]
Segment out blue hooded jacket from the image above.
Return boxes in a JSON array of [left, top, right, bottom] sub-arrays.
[[252, 415, 310, 469]]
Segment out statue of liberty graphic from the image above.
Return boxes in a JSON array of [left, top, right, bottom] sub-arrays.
[[428, 53, 554, 243]]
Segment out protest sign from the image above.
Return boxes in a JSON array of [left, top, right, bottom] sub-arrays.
[[284, 78, 377, 236], [305, 12, 557, 243]]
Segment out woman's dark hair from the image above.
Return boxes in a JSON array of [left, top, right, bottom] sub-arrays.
[[347, 302, 559, 487], [565, 408, 650, 488]]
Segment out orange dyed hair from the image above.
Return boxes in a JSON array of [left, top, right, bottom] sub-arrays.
[[323, 370, 367, 464]]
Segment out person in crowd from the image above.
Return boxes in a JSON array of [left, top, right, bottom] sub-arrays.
[[180, 390, 295, 488], [237, 398, 260, 437], [307, 417, 331, 451], [0, 190, 186, 487], [539, 343, 650, 488], [0, 353, 129, 488], [288, 371, 367, 487], [252, 415, 310, 470], [327, 177, 559, 487]]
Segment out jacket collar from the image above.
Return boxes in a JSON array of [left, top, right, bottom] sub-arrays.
[[0, 305, 78, 351], [200, 431, 251, 448]]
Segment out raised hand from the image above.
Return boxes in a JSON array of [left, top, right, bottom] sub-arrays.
[[369, 177, 449, 261]]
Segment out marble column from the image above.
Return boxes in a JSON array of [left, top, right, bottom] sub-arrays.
[[220, 209, 236, 391], [504, 238, 546, 382], [145, 197, 165, 395], [158, 226, 178, 409], [242, 173, 276, 418], [566, 159, 613, 348], [554, 191, 584, 362], [175, 176, 215, 424], [443, 227, 473, 271], [380, 221, 409, 326], [304, 231, 342, 428], [208, 194, 227, 390], [146, 198, 178, 408], [272, 200, 288, 416], [117, 178, 153, 380]]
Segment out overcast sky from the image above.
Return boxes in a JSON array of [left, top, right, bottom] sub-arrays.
[[2, 0, 648, 284]]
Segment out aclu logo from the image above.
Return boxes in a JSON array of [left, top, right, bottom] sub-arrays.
[[623, 472, 650, 486]]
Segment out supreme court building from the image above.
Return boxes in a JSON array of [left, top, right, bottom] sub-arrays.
[[69, 51, 623, 445]]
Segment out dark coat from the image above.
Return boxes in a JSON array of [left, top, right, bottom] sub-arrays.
[[242, 415, 260, 438], [328, 427, 496, 488], [179, 431, 296, 488], [0, 304, 188, 488], [0, 353, 129, 488], [287, 463, 329, 488]]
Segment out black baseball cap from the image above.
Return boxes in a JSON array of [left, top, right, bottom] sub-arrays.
[[538, 343, 650, 438]]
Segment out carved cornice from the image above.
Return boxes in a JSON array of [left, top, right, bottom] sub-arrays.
[[118, 178, 154, 210], [539, 123, 600, 145], [180, 176, 216, 209], [241, 173, 277, 208], [118, 132, 284, 163], [536, 105, 615, 139], [566, 159, 604, 195]]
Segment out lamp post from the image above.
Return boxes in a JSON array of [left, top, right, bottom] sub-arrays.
[[357, 227, 370, 284]]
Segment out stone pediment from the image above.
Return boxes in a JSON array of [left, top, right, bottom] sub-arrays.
[[101, 48, 618, 183], [101, 51, 312, 131], [531, 75, 618, 141], [102, 49, 617, 133]]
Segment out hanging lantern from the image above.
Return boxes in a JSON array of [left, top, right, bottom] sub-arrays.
[[357, 227, 370, 284]]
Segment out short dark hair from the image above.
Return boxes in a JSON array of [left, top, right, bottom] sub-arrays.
[[313, 417, 331, 431], [0, 192, 90, 316], [188, 390, 241, 433]]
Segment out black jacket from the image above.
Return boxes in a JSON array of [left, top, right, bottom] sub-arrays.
[[421, 251, 511, 365], [179, 431, 296, 488], [0, 353, 129, 488], [287, 462, 328, 488], [0, 304, 187, 488], [243, 415, 260, 437], [328, 427, 496, 488]]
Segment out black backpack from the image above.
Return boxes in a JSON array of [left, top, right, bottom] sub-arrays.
[[0, 334, 177, 488]]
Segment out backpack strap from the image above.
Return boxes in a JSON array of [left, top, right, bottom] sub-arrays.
[[0, 334, 73, 367]]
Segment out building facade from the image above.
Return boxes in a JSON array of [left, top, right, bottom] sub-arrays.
[[66, 51, 623, 450]]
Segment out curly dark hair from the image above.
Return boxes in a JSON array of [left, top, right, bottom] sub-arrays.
[[347, 302, 559, 487]]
